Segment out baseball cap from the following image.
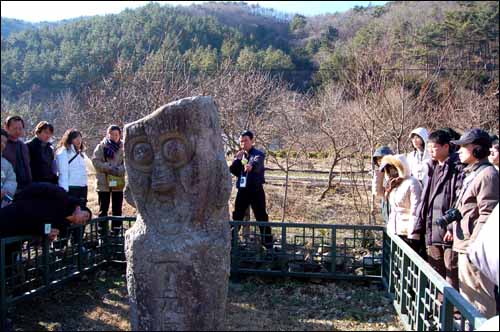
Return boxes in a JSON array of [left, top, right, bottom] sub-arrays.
[[450, 128, 491, 147]]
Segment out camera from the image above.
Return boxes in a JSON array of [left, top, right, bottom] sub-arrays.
[[434, 208, 462, 228], [3, 193, 13, 203]]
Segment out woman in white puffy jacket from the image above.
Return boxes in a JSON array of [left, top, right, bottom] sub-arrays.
[[407, 127, 431, 188], [380, 154, 424, 255], [56, 129, 88, 207]]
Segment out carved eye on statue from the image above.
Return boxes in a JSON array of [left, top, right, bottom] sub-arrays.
[[134, 143, 154, 165], [161, 134, 193, 168], [127, 136, 154, 172]]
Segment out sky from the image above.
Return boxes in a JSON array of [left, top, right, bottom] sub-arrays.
[[1, 1, 388, 22]]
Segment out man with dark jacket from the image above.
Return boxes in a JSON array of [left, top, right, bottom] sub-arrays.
[[2, 115, 32, 191], [27, 121, 58, 184], [413, 130, 465, 290], [0, 182, 91, 238], [230, 130, 272, 248], [450, 129, 499, 318]]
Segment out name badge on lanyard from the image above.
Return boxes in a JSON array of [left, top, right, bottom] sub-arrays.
[[240, 175, 247, 188]]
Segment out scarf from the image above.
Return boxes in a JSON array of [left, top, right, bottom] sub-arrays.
[[103, 138, 121, 160]]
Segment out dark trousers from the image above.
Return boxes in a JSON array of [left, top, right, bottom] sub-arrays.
[[98, 191, 123, 235], [232, 186, 272, 248], [68, 186, 88, 244], [427, 244, 459, 290], [401, 236, 427, 260], [68, 186, 88, 207]]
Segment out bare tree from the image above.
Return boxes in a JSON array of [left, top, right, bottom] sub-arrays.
[[259, 90, 310, 221], [306, 84, 356, 201]]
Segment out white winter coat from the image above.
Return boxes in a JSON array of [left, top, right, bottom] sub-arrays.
[[381, 154, 422, 240], [468, 204, 499, 287], [56, 146, 88, 191], [407, 127, 431, 188]]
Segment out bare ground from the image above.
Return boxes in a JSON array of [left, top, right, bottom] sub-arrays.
[[10, 266, 403, 331]]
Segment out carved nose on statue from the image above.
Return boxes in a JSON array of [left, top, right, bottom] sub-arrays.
[[151, 166, 176, 194]]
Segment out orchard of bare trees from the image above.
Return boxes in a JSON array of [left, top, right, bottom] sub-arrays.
[[1, 1, 499, 222]]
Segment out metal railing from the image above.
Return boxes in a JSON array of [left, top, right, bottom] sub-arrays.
[[1, 217, 489, 331], [383, 231, 487, 331], [0, 216, 135, 327], [230, 221, 385, 281]]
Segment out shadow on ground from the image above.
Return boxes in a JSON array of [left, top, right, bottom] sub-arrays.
[[9, 268, 402, 331]]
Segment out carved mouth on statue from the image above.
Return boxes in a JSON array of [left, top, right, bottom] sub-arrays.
[[153, 190, 175, 203]]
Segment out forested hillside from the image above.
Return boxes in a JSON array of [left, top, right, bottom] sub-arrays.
[[1, 1, 498, 153], [2, 1, 497, 99]]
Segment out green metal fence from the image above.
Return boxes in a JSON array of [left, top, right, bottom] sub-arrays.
[[0, 216, 135, 327], [230, 221, 385, 281], [383, 231, 487, 331], [1, 218, 489, 331]]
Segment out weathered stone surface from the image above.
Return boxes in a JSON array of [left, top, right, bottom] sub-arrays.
[[123, 96, 232, 331]]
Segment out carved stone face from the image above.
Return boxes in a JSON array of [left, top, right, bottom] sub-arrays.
[[124, 97, 231, 234]]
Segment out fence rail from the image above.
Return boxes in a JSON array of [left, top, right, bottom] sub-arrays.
[[383, 231, 487, 331], [1, 217, 488, 331], [230, 221, 384, 281], [0, 216, 135, 328]]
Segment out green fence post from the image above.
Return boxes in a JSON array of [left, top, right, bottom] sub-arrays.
[[331, 227, 337, 275], [416, 271, 428, 331], [281, 223, 287, 274], [104, 218, 110, 262], [441, 291, 454, 331], [231, 222, 240, 275], [43, 236, 50, 287], [381, 232, 388, 287], [388, 236, 395, 294], [77, 225, 84, 272], [400, 252, 410, 315]]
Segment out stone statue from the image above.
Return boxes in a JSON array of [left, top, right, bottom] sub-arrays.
[[123, 96, 232, 331]]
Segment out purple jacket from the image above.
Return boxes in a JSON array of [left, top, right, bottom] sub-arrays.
[[414, 153, 465, 245]]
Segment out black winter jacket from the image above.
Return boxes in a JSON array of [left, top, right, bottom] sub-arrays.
[[0, 183, 81, 237], [413, 153, 465, 245], [229, 147, 266, 189], [27, 137, 58, 183]]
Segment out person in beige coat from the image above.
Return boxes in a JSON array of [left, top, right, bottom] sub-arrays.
[[92, 125, 125, 234], [447, 129, 499, 318], [379, 154, 424, 255]]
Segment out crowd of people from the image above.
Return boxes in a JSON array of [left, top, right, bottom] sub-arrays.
[[1, 116, 499, 326], [372, 126, 499, 322], [0, 115, 126, 239]]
